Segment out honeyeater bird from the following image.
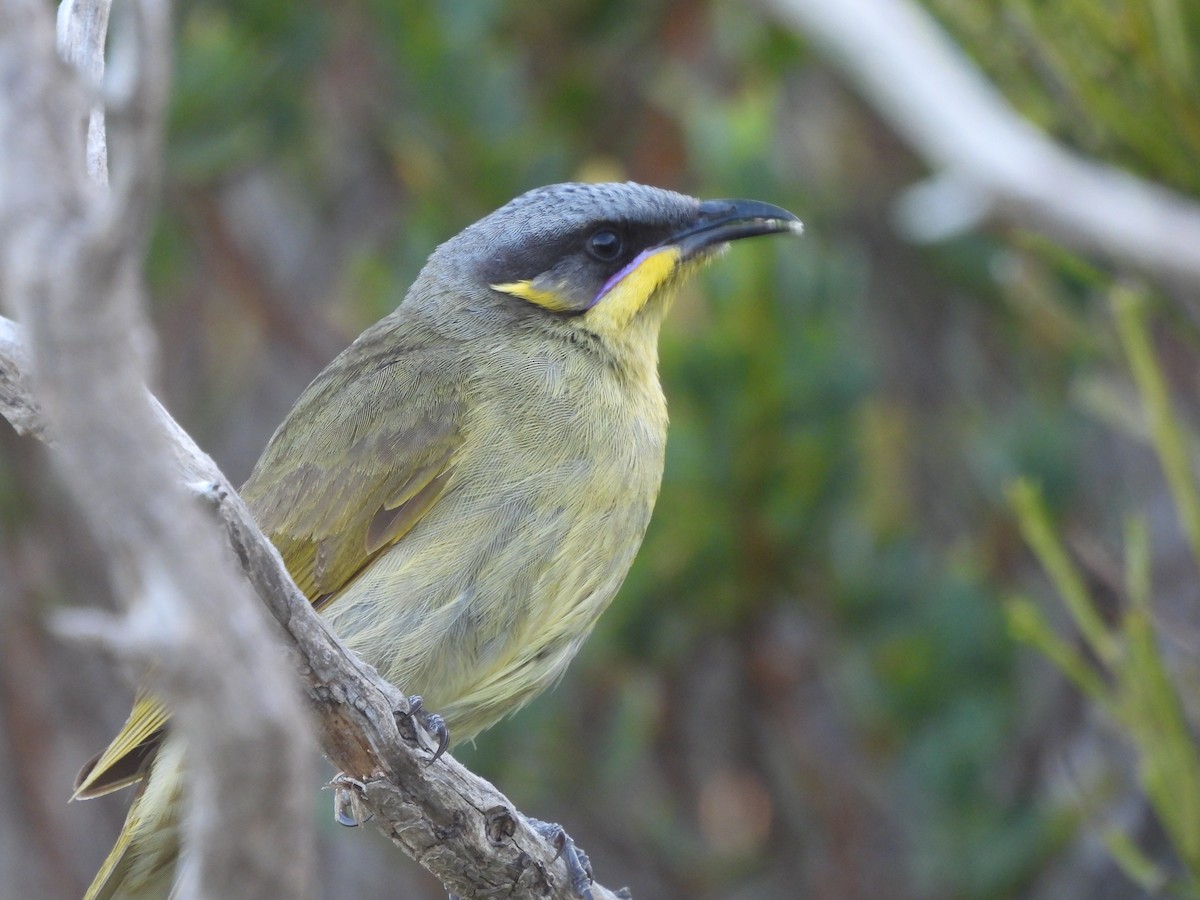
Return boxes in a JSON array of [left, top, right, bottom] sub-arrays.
[[74, 181, 802, 898]]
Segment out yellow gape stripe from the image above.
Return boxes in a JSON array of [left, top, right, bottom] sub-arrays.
[[586, 246, 681, 332], [490, 279, 576, 312]]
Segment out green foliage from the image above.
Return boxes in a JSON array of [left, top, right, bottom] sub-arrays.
[[930, 0, 1200, 194], [1114, 288, 1200, 564], [171, 1, 328, 178], [1007, 290, 1200, 896]]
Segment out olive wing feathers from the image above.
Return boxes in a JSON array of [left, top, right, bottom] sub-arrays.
[[74, 692, 170, 799], [243, 337, 465, 607], [78, 328, 465, 797]]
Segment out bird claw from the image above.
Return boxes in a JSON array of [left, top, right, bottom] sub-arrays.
[[326, 773, 369, 827], [407, 695, 450, 764], [529, 818, 594, 899]]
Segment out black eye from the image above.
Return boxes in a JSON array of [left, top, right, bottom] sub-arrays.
[[586, 228, 623, 262]]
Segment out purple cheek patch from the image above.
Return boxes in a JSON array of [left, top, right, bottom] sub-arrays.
[[589, 247, 660, 309]]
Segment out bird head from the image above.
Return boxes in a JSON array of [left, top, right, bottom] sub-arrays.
[[411, 181, 802, 350]]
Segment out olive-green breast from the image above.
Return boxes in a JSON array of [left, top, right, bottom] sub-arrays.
[[242, 306, 668, 742], [317, 325, 668, 740]]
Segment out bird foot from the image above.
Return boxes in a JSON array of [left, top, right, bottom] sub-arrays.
[[326, 773, 370, 827], [405, 695, 450, 763], [529, 818, 594, 899]]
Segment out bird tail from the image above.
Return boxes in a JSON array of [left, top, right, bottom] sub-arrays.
[[82, 736, 184, 900]]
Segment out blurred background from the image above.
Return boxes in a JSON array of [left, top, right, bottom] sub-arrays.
[[4, 0, 1200, 897]]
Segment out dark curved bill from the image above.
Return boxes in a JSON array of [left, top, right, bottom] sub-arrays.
[[669, 198, 803, 258]]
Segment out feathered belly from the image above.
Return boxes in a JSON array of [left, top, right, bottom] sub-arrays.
[[320, 445, 662, 742]]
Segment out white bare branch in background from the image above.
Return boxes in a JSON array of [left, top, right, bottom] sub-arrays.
[[0, 1, 315, 897], [56, 0, 111, 185], [769, 0, 1200, 294]]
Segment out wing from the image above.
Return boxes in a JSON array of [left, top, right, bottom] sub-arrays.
[[74, 691, 170, 799], [76, 320, 466, 798], [242, 325, 466, 607]]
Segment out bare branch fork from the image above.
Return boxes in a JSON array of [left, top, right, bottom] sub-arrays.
[[0, 1, 622, 898]]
